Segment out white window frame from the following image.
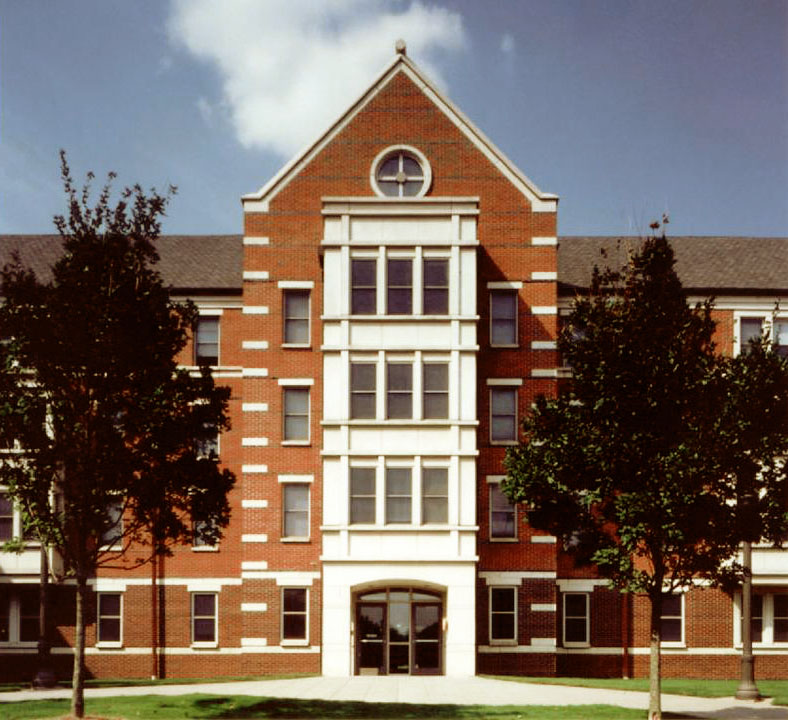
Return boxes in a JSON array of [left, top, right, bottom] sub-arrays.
[[489, 385, 519, 445], [562, 592, 590, 647], [96, 592, 123, 647], [386, 255, 414, 315], [370, 144, 432, 199], [282, 288, 311, 347], [490, 289, 518, 347], [422, 256, 449, 315], [282, 387, 310, 445], [735, 591, 788, 646], [386, 361, 414, 420], [192, 518, 219, 551], [191, 592, 218, 648], [489, 585, 517, 645], [194, 314, 220, 366], [421, 465, 449, 525], [349, 464, 377, 525], [281, 587, 309, 646], [660, 592, 685, 647], [733, 312, 788, 357], [350, 361, 377, 420], [0, 588, 38, 646], [488, 481, 517, 541], [385, 464, 413, 525], [282, 483, 310, 541], [350, 257, 377, 316]]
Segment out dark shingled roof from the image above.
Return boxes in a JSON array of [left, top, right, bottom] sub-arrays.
[[558, 236, 788, 296], [0, 235, 243, 294], [2, 234, 786, 297]]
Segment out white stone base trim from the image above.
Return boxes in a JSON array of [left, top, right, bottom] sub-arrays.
[[242, 368, 269, 377], [242, 464, 268, 474], [241, 534, 268, 543], [241, 561, 269, 570]]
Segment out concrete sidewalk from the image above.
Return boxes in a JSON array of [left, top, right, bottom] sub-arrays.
[[0, 675, 785, 718]]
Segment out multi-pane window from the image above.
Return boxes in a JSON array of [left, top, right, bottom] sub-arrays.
[[739, 317, 764, 354], [350, 363, 376, 419], [196, 430, 219, 460], [387, 259, 412, 314], [563, 593, 590, 646], [195, 316, 219, 366], [282, 588, 308, 642], [490, 587, 516, 643], [387, 363, 413, 419], [101, 500, 123, 547], [374, 149, 426, 197], [0, 492, 12, 541], [422, 363, 449, 419], [490, 291, 517, 346], [18, 589, 37, 643], [193, 519, 218, 548], [421, 468, 448, 524], [283, 290, 310, 345], [351, 259, 377, 315], [423, 259, 448, 314], [97, 593, 122, 644], [775, 594, 788, 642], [385, 467, 412, 524], [489, 484, 516, 539], [775, 320, 788, 357], [192, 593, 217, 644], [283, 484, 309, 539], [0, 589, 37, 644], [746, 594, 764, 643], [490, 388, 517, 443], [283, 388, 309, 442], [350, 467, 376, 524], [661, 593, 683, 644]]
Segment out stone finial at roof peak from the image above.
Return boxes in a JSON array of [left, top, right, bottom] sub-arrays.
[[395, 39, 407, 56]]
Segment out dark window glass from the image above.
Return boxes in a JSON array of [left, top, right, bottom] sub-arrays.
[[490, 388, 517, 442], [101, 500, 123, 546], [283, 290, 310, 344], [350, 363, 376, 419], [490, 291, 517, 345], [351, 260, 376, 314], [490, 587, 516, 641], [193, 519, 218, 547], [98, 593, 121, 643], [490, 484, 515, 539], [775, 321, 788, 358], [563, 593, 589, 644], [387, 259, 412, 314], [739, 318, 763, 354], [376, 151, 425, 198], [423, 364, 449, 419], [0, 591, 9, 642], [350, 468, 376, 524], [0, 493, 12, 541], [283, 484, 309, 538], [660, 594, 682, 643], [775, 594, 788, 642], [387, 363, 413, 419], [422, 468, 448, 524], [744, 594, 763, 643], [195, 316, 219, 365], [282, 588, 307, 640], [192, 593, 216, 643], [423, 259, 448, 314], [386, 468, 412, 524], [19, 590, 38, 643], [283, 388, 309, 442]]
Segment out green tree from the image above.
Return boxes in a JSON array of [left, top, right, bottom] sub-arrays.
[[0, 153, 235, 718], [503, 230, 788, 720]]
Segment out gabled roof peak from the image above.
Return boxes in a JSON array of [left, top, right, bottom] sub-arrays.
[[395, 39, 407, 56]]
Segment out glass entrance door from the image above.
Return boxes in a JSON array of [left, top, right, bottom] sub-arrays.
[[354, 588, 442, 675]]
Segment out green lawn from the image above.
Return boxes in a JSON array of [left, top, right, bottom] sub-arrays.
[[0, 695, 649, 720], [487, 675, 788, 706]]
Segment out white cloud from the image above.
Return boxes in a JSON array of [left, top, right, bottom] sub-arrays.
[[167, 0, 465, 158], [500, 33, 515, 55]]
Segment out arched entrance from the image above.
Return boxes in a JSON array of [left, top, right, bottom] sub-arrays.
[[354, 587, 443, 675]]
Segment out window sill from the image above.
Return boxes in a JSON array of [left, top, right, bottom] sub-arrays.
[[96, 642, 123, 650], [490, 537, 518, 543], [282, 343, 311, 349], [489, 639, 518, 647], [281, 638, 309, 647], [281, 440, 311, 446], [660, 642, 686, 649], [192, 545, 219, 552], [563, 642, 590, 649], [191, 642, 219, 649], [281, 537, 310, 543], [490, 344, 519, 349], [490, 440, 518, 446]]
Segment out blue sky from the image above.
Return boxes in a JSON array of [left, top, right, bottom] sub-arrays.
[[1, 0, 786, 237]]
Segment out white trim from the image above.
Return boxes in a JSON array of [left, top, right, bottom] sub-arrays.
[[531, 340, 557, 350], [278, 378, 315, 386], [278, 280, 315, 289], [242, 368, 269, 377], [243, 271, 270, 281], [59, 645, 321, 656], [480, 571, 557, 583], [531, 535, 557, 544], [93, 579, 129, 592], [241, 534, 269, 543], [197, 308, 224, 316], [278, 474, 314, 484], [240, 637, 268, 647], [532, 236, 557, 246], [241, 561, 269, 570], [486, 378, 523, 386], [531, 306, 558, 315], [243, 236, 270, 246], [242, 340, 269, 350], [478, 644, 558, 654], [242, 464, 268, 474], [87, 578, 241, 588], [489, 585, 518, 645], [531, 369, 559, 378], [241, 603, 268, 612], [242, 403, 269, 412], [557, 579, 610, 592], [531, 271, 557, 281], [187, 581, 223, 593], [242, 306, 270, 315], [369, 144, 432, 199], [242, 437, 269, 447], [562, 591, 590, 647], [531, 603, 556, 612], [487, 281, 523, 289], [485, 475, 506, 484], [241, 499, 268, 509], [531, 637, 557, 647]]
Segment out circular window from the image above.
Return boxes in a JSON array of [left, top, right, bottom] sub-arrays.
[[371, 146, 432, 198]]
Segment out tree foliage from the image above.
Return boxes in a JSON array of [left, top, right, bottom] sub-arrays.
[[0, 152, 235, 716], [503, 231, 788, 719]]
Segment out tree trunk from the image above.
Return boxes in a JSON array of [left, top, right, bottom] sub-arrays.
[[151, 552, 159, 680], [71, 573, 88, 718], [33, 544, 57, 688], [648, 593, 662, 720]]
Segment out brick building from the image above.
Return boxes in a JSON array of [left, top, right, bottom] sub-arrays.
[[1, 46, 787, 681]]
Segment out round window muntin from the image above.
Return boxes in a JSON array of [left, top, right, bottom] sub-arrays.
[[370, 145, 432, 198]]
